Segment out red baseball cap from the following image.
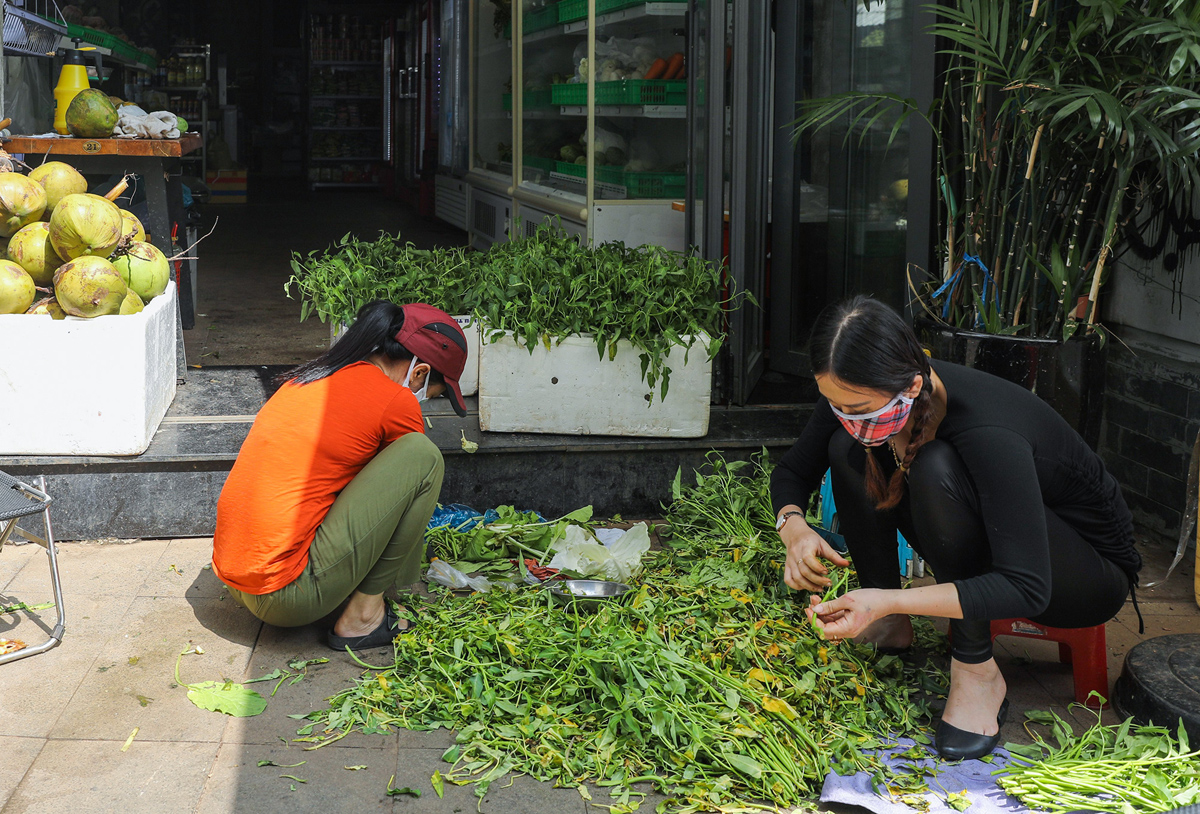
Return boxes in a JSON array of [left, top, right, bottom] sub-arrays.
[[394, 303, 469, 417]]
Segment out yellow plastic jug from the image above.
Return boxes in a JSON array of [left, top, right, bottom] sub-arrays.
[[53, 50, 91, 135]]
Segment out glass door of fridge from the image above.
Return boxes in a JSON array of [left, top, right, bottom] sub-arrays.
[[471, 0, 515, 184]]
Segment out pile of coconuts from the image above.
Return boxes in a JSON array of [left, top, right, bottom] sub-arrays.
[[0, 162, 170, 319]]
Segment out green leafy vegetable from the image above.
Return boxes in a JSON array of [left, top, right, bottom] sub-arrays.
[[175, 648, 267, 717], [996, 706, 1200, 812], [306, 452, 946, 810], [385, 776, 421, 797]]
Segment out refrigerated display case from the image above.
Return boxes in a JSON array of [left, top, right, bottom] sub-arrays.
[[514, 0, 689, 247], [461, 0, 691, 249]]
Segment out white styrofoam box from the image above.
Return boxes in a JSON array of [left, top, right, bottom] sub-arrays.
[[331, 313, 480, 396], [478, 330, 712, 437], [454, 314, 479, 396], [0, 282, 178, 456]]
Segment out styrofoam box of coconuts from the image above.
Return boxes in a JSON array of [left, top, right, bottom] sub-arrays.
[[0, 282, 177, 455]]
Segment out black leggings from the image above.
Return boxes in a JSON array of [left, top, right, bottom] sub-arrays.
[[828, 433, 1130, 663]]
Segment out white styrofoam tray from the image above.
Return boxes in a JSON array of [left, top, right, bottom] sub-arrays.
[[0, 282, 178, 456], [332, 314, 480, 397], [478, 330, 712, 437]]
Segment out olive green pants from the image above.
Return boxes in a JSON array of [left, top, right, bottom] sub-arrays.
[[228, 432, 444, 627]]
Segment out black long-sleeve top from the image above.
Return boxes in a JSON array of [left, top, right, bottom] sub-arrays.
[[770, 360, 1139, 621]]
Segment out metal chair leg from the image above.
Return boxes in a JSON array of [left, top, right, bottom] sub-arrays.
[[0, 476, 65, 665]]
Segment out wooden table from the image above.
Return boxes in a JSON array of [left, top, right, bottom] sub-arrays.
[[3, 134, 203, 333]]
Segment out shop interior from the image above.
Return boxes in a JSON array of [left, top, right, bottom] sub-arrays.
[[3, 0, 925, 401]]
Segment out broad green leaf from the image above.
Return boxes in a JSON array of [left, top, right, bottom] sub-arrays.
[[724, 753, 764, 779], [186, 681, 268, 717], [432, 770, 445, 798]]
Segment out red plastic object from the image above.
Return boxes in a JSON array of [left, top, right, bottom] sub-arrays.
[[990, 618, 1109, 708]]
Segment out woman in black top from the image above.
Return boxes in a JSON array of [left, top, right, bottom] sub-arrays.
[[771, 296, 1141, 761]]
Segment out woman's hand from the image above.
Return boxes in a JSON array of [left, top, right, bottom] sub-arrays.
[[781, 518, 851, 592], [806, 589, 894, 641]]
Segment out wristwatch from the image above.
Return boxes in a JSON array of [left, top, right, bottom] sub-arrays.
[[775, 511, 804, 531]]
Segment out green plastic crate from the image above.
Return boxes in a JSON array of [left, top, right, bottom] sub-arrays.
[[67, 24, 122, 52], [524, 155, 555, 174], [554, 160, 587, 179], [598, 0, 687, 13], [523, 4, 559, 33], [557, 0, 587, 22], [551, 80, 686, 106], [623, 171, 686, 199], [525, 87, 553, 108]]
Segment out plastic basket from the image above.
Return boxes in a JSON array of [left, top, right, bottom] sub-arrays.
[[557, 0, 587, 22], [554, 160, 587, 179], [67, 23, 123, 52], [598, 0, 687, 12], [524, 155, 555, 174], [623, 171, 686, 199], [523, 4, 560, 34], [551, 80, 686, 106], [505, 88, 553, 111]]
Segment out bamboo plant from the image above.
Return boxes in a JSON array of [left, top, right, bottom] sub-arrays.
[[793, 0, 1200, 339]]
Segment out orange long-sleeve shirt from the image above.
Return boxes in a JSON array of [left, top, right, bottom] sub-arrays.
[[212, 362, 425, 594]]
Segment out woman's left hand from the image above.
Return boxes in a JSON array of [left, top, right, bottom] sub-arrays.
[[806, 589, 894, 641]]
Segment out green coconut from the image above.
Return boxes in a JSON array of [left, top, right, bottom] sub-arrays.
[[0, 173, 48, 238], [49, 193, 123, 259], [8, 221, 63, 286], [119, 288, 144, 315], [0, 259, 36, 314], [28, 162, 88, 213], [26, 296, 66, 319], [111, 240, 169, 301], [119, 209, 146, 243], [65, 88, 119, 138], [53, 255, 127, 318]]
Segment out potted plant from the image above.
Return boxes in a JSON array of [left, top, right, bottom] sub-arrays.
[[473, 221, 736, 438], [792, 0, 1200, 446], [286, 233, 485, 395]]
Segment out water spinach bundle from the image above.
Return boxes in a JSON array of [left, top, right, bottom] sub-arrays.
[[307, 454, 945, 810]]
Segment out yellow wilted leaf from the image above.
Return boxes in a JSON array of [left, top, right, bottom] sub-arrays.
[[818, 646, 829, 664], [747, 668, 779, 684], [730, 588, 752, 604], [378, 674, 390, 691], [753, 619, 767, 631], [764, 644, 781, 658], [855, 681, 866, 697], [562, 718, 578, 727], [732, 548, 743, 562], [762, 696, 798, 721]]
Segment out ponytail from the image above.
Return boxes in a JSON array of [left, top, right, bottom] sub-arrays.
[[809, 295, 933, 510], [279, 300, 414, 386]]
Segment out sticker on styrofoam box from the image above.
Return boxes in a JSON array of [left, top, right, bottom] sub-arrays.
[[0, 282, 178, 456], [478, 330, 712, 437]]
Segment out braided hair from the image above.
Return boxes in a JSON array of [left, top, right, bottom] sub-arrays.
[[809, 295, 935, 510]]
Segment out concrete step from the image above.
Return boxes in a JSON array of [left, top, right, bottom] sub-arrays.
[[0, 367, 809, 540]]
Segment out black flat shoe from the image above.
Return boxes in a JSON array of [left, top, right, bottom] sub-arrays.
[[326, 605, 414, 651], [935, 698, 1009, 761]]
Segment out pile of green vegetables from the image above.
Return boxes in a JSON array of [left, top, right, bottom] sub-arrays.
[[305, 453, 947, 811], [285, 221, 741, 401], [998, 707, 1200, 813], [426, 505, 594, 575]]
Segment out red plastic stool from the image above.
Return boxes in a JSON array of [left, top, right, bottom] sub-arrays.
[[990, 618, 1108, 708]]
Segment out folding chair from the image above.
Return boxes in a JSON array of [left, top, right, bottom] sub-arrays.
[[0, 472, 64, 665]]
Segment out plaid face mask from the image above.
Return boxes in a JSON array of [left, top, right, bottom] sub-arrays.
[[829, 392, 914, 447]]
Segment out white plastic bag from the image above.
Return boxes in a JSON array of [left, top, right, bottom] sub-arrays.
[[425, 559, 494, 592], [547, 522, 651, 581]]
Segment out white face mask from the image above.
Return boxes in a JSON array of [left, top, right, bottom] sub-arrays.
[[401, 357, 429, 403]]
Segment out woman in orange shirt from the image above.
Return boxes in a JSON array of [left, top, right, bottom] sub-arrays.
[[212, 300, 468, 650]]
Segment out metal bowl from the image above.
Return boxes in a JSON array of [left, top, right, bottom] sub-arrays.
[[549, 579, 631, 611]]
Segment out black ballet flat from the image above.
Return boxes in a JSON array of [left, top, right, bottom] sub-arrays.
[[935, 698, 1010, 761]]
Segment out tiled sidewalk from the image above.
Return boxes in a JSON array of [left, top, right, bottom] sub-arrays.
[[0, 536, 1196, 813]]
